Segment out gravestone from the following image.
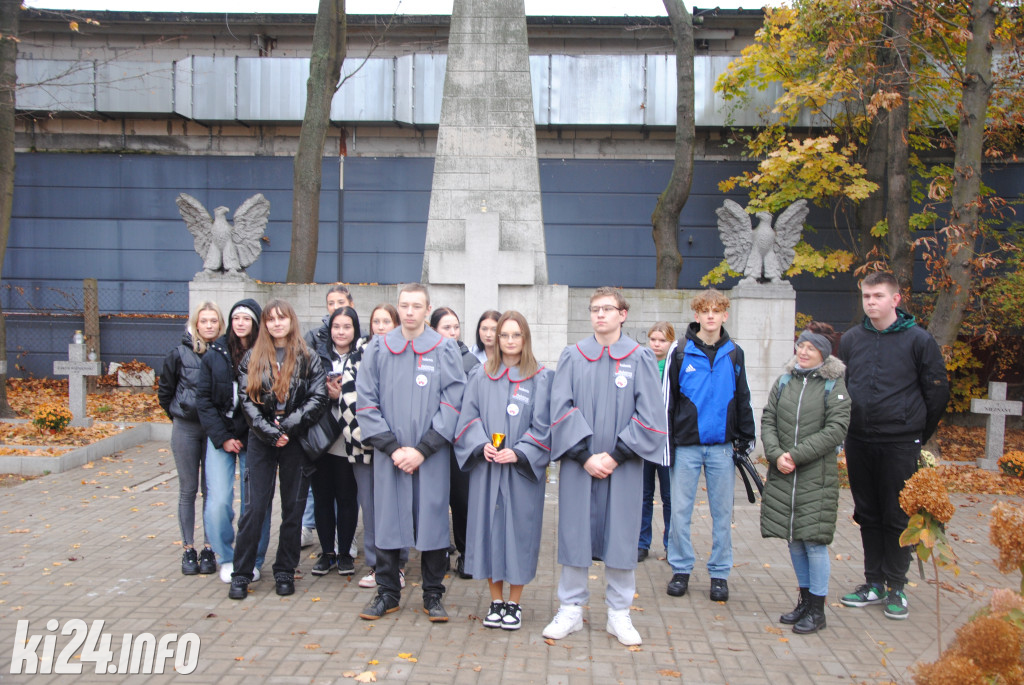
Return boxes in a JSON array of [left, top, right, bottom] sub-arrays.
[[970, 381, 1023, 471], [53, 342, 102, 428]]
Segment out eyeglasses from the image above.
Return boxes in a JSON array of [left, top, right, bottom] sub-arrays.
[[499, 333, 523, 340], [589, 305, 622, 314]]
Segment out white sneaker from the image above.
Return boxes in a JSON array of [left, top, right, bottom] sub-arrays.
[[399, 570, 406, 589], [350, 542, 359, 558], [606, 609, 641, 646], [219, 562, 233, 584], [358, 571, 376, 589], [300, 527, 316, 548], [252, 568, 262, 582], [542, 605, 583, 640]]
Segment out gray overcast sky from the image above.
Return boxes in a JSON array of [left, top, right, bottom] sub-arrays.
[[25, 0, 774, 15]]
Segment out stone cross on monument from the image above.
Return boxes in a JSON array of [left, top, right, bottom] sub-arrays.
[[53, 340, 102, 428], [970, 381, 1023, 471], [421, 0, 549, 330], [424, 210, 535, 325]]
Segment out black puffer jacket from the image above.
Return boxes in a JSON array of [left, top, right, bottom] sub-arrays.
[[303, 318, 329, 351], [239, 346, 328, 446], [839, 309, 949, 444], [195, 335, 249, 449], [158, 331, 204, 422]]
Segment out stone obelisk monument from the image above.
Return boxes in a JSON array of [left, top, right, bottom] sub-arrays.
[[422, 0, 562, 359]]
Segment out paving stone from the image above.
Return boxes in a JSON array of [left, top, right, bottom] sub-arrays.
[[0, 439, 1017, 682]]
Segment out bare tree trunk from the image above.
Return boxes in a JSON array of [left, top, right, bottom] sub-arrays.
[[286, 0, 346, 283], [0, 0, 19, 417], [886, 3, 914, 302], [858, 115, 887, 258], [650, 0, 693, 289], [928, 0, 995, 349]]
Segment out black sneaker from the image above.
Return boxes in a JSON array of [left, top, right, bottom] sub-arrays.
[[482, 601, 506, 628], [666, 573, 689, 597], [840, 583, 886, 608], [337, 555, 355, 576], [883, 586, 909, 620], [198, 548, 217, 575], [228, 576, 249, 600], [638, 548, 649, 562], [501, 602, 522, 631], [424, 594, 449, 622], [359, 594, 400, 620], [275, 574, 295, 596], [311, 552, 337, 576], [710, 578, 729, 602], [181, 548, 199, 576], [455, 555, 472, 579]]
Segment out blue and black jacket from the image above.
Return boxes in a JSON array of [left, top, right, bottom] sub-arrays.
[[667, 322, 756, 454]]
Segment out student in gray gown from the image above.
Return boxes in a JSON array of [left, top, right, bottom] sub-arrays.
[[453, 310, 553, 631], [355, 283, 467, 622], [543, 287, 669, 646]]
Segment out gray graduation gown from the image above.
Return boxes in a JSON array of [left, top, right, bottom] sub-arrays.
[[453, 363, 553, 585], [355, 326, 466, 551], [550, 334, 669, 570]]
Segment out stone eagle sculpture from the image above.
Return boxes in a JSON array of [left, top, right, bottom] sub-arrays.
[[175, 193, 270, 276], [716, 198, 809, 284]]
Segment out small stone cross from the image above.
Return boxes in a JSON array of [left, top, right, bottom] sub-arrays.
[[970, 381, 1023, 471], [424, 211, 535, 327], [53, 342, 102, 428]]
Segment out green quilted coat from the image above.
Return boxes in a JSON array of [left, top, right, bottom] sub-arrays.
[[759, 355, 851, 545]]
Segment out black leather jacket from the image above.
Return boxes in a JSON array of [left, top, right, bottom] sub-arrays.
[[238, 347, 328, 446]]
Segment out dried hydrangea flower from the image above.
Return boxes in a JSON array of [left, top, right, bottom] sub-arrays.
[[989, 587, 1024, 616], [899, 467, 955, 523], [913, 654, 984, 685], [951, 615, 1024, 675], [990, 501, 1024, 574]]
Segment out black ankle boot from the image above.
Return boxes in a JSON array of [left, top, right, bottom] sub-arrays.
[[792, 593, 827, 634], [780, 588, 810, 625]]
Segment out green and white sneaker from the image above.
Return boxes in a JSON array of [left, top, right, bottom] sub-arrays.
[[883, 587, 909, 620], [840, 583, 886, 607]]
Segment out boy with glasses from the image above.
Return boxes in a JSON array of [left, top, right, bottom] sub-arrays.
[[543, 287, 668, 646]]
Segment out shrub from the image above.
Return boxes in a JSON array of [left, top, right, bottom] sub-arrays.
[[32, 403, 73, 433], [999, 450, 1024, 479]]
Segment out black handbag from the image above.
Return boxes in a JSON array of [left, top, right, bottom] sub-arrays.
[[299, 408, 342, 461]]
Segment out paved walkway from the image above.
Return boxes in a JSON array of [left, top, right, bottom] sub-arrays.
[[0, 440, 1016, 683]]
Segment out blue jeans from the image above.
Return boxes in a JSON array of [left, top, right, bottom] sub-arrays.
[[667, 443, 734, 579], [203, 439, 271, 569], [639, 461, 671, 551], [302, 486, 316, 529], [789, 540, 830, 596]]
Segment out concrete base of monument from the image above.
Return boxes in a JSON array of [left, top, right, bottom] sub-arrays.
[[190, 280, 797, 428], [0, 422, 172, 476]]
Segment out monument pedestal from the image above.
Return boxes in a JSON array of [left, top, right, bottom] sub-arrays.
[[189, 274, 264, 324], [728, 281, 797, 426]]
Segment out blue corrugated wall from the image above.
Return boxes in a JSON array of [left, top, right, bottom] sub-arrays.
[[5, 152, 1020, 377]]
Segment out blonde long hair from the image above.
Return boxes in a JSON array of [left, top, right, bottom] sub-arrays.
[[188, 301, 224, 354], [485, 310, 539, 378], [246, 299, 309, 404]]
